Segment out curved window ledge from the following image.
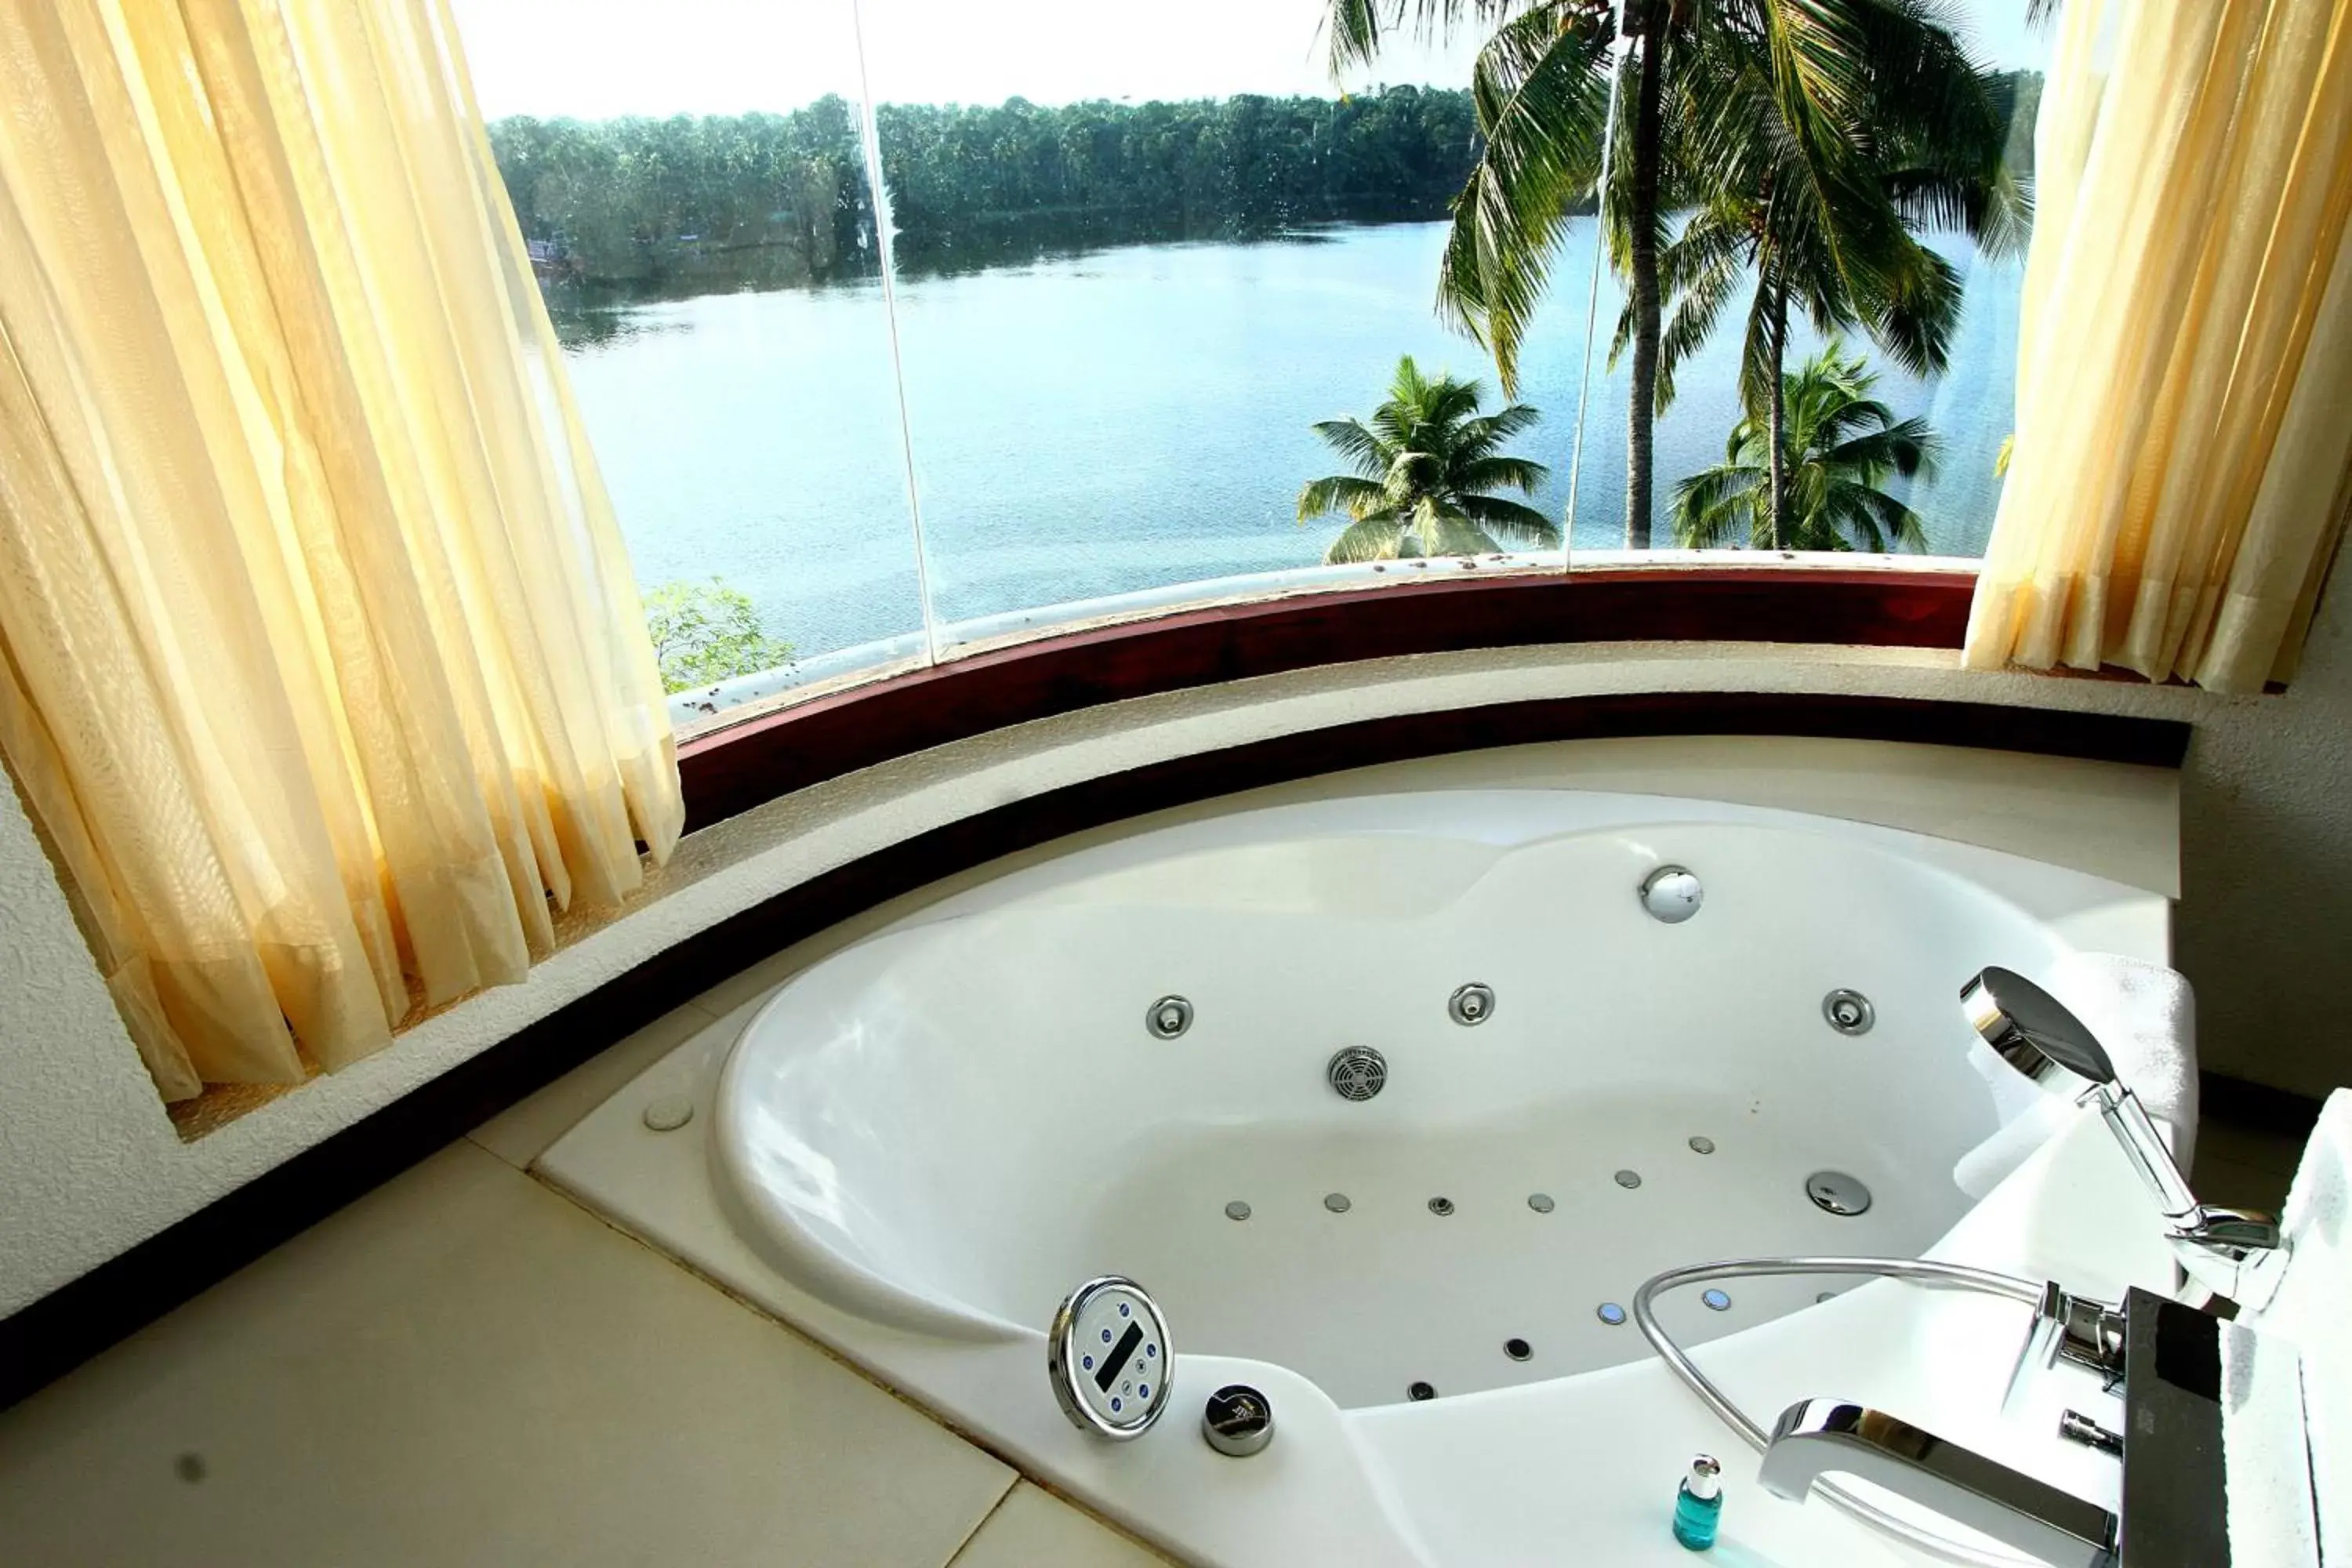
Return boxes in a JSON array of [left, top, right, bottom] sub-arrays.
[[678, 559, 1993, 830]]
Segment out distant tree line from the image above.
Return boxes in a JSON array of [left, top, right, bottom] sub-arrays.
[[489, 97, 877, 300], [875, 87, 1478, 267], [487, 75, 2034, 309], [486, 87, 1478, 301]]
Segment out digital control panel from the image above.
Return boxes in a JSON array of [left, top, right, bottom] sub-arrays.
[[1048, 1276, 1171, 1439]]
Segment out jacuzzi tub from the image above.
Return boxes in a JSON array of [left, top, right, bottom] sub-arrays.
[[543, 789, 2180, 1566]]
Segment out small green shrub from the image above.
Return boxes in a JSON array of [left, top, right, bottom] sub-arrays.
[[644, 579, 793, 694]]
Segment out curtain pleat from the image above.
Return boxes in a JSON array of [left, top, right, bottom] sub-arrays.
[[1963, 0, 2352, 693], [0, 0, 683, 1099]]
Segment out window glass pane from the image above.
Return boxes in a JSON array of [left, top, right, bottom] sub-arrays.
[[1577, 1, 2049, 557], [857, 0, 1522, 649], [452, 0, 927, 724], [455, 0, 2053, 727]]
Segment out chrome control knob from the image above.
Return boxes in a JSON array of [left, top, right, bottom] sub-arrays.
[[1049, 1276, 1172, 1439], [1202, 1384, 1274, 1457]]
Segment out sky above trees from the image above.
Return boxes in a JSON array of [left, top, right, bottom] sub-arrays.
[[450, 0, 2049, 120]]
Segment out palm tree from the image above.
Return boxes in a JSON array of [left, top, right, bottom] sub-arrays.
[[1615, 4, 2023, 547], [1327, 2, 1638, 528], [1298, 355, 1557, 562], [1323, 0, 2013, 549], [1671, 343, 1937, 554]]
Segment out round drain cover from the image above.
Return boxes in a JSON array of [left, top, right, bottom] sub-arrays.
[[1806, 1170, 1873, 1216]]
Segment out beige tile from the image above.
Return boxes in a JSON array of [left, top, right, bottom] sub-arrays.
[[2190, 1152, 2293, 1218], [0, 1142, 1013, 1568], [469, 1001, 717, 1168], [949, 1481, 1176, 1568]]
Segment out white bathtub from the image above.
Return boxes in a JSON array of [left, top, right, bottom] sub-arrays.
[[543, 790, 2181, 1566]]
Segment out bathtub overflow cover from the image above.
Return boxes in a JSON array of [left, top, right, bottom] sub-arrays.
[[1146, 996, 1194, 1040], [1806, 1171, 1874, 1217]]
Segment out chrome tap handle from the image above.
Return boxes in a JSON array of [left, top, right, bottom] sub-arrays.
[[2003, 1281, 2125, 1416]]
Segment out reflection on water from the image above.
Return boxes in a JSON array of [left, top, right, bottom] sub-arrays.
[[541, 227, 1356, 348], [561, 221, 2016, 662]]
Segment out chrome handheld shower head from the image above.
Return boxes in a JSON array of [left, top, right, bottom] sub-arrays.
[[1958, 965, 2288, 1308], [1960, 967, 2118, 1088]]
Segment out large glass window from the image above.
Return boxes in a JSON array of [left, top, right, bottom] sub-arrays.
[[450, 0, 2048, 728], [456, 0, 927, 718]]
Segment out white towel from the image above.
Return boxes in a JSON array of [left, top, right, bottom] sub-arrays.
[[2219, 1312, 2321, 1568], [2248, 1088, 2352, 1567], [2046, 951, 2198, 1168], [1951, 952, 2198, 1198]]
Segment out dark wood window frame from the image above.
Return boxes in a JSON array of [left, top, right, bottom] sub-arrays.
[[678, 564, 1995, 831]]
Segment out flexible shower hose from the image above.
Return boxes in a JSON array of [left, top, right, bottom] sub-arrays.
[[1632, 1255, 2062, 1568]]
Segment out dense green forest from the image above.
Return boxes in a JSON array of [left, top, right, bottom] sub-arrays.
[[486, 74, 2036, 314], [489, 96, 877, 299], [488, 88, 1476, 302], [876, 89, 1478, 266]]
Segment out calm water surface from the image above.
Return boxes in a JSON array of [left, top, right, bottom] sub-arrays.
[[561, 221, 2019, 659]]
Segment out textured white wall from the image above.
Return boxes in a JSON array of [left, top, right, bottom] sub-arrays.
[[2178, 566, 2352, 1102], [2, 571, 2347, 1313]]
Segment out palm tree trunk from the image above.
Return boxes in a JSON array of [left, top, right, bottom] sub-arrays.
[[1766, 282, 1788, 550], [1623, 0, 1665, 550]]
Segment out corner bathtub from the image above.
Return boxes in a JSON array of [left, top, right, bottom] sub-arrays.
[[542, 790, 2180, 1566]]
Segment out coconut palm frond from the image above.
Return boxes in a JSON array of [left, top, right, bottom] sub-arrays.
[[1457, 492, 1563, 546], [1296, 474, 1392, 523], [1306, 417, 1391, 479]]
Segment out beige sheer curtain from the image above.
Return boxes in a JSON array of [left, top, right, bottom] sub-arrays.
[[0, 0, 684, 1101], [1964, 0, 2352, 692]]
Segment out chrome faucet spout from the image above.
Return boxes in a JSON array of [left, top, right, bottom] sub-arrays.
[[1761, 1399, 2118, 1568]]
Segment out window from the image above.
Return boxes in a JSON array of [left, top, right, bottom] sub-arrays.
[[450, 0, 2049, 731]]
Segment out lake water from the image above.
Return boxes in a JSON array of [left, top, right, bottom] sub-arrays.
[[561, 220, 2020, 660]]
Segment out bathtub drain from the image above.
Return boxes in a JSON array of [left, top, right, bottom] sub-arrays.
[[1224, 1200, 1251, 1221], [1426, 1196, 1455, 1216], [1323, 1192, 1352, 1214], [1503, 1338, 1532, 1362], [1406, 1381, 1436, 1402]]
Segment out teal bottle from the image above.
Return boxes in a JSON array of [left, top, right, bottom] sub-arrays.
[[1673, 1454, 1723, 1551]]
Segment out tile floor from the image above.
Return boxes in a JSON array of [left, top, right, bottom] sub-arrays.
[[0, 1122, 1167, 1566], [0, 976, 2316, 1567]]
